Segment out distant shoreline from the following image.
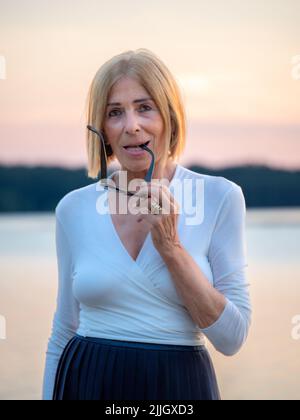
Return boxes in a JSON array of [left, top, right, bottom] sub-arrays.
[[0, 163, 300, 211]]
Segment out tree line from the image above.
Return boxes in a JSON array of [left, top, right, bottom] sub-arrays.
[[0, 163, 299, 212]]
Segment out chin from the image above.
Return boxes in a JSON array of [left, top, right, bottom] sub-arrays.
[[127, 163, 149, 173]]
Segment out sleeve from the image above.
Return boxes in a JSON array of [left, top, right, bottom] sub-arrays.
[[42, 212, 80, 400], [202, 183, 252, 356]]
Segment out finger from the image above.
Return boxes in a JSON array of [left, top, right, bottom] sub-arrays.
[[148, 185, 175, 214], [134, 184, 177, 214]]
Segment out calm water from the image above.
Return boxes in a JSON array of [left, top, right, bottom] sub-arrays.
[[0, 209, 300, 400]]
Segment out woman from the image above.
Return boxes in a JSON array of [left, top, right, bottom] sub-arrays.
[[42, 48, 251, 400]]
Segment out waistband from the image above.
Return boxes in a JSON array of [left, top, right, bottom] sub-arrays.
[[75, 334, 206, 352]]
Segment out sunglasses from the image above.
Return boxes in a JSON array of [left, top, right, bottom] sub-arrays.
[[87, 125, 155, 197]]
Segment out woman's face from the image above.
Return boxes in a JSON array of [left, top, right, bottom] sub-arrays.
[[103, 76, 165, 174]]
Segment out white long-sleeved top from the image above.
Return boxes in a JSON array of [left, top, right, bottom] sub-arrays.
[[42, 163, 251, 400]]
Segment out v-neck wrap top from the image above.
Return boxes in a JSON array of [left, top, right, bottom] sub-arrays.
[[42, 163, 251, 400]]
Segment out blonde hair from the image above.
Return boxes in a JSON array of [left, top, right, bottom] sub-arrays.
[[85, 48, 186, 179]]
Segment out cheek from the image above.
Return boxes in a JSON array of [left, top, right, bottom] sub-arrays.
[[149, 117, 164, 144], [153, 119, 165, 144], [104, 120, 122, 141], [152, 114, 164, 131]]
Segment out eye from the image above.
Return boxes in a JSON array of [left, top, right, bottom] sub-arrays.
[[108, 109, 121, 118], [139, 104, 152, 112], [107, 104, 152, 118]]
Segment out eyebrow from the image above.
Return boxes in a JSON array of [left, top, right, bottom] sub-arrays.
[[107, 97, 153, 107]]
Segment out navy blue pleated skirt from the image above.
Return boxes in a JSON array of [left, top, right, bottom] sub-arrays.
[[52, 334, 221, 400]]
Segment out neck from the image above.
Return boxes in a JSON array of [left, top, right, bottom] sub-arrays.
[[114, 159, 177, 190]]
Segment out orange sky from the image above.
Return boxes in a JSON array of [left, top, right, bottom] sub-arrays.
[[0, 0, 300, 169]]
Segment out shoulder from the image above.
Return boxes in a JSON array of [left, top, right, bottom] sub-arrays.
[[178, 164, 244, 202], [55, 181, 99, 221]]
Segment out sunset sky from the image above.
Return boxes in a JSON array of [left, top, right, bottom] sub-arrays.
[[0, 0, 300, 169]]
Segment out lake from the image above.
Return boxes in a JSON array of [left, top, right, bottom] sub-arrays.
[[0, 208, 300, 400]]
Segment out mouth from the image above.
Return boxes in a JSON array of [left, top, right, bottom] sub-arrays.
[[123, 140, 151, 150]]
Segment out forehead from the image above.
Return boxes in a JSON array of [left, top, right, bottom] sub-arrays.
[[107, 76, 150, 102]]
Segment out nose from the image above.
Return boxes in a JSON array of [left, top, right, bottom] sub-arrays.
[[124, 110, 140, 134]]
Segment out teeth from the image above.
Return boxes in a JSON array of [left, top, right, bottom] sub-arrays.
[[124, 140, 150, 149]]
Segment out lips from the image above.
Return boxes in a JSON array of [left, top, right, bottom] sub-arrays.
[[123, 140, 151, 149]]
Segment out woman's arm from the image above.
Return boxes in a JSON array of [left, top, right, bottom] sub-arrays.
[[42, 212, 79, 400], [160, 244, 227, 328], [159, 183, 251, 356]]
